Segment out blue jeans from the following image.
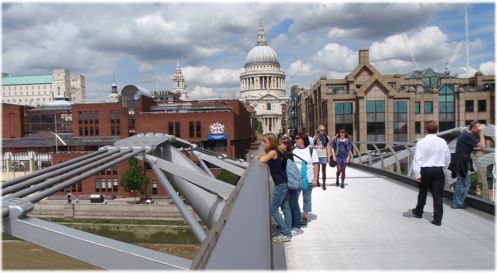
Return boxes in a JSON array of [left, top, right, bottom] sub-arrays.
[[302, 186, 313, 213], [453, 171, 471, 208], [288, 189, 301, 229], [270, 183, 291, 236]]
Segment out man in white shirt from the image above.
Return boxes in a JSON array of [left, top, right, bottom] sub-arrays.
[[411, 121, 451, 226]]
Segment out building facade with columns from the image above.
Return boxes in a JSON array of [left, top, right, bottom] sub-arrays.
[[300, 49, 495, 143], [239, 19, 288, 134], [2, 69, 85, 106]]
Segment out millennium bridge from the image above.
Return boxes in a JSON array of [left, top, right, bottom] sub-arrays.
[[2, 126, 495, 270]]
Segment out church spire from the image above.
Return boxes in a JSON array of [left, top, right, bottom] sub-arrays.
[[257, 18, 267, 46], [111, 74, 117, 93], [172, 60, 188, 100]]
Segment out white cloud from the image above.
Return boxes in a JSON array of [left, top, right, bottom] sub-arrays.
[[479, 62, 495, 75], [190, 86, 217, 99], [182, 66, 243, 88], [457, 61, 495, 77], [138, 62, 155, 73], [312, 43, 357, 73], [270, 34, 289, 51], [287, 60, 313, 77]]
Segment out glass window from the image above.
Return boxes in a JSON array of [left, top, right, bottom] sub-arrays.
[[152, 181, 158, 195], [196, 121, 201, 138], [367, 100, 385, 113], [415, 102, 420, 114], [465, 100, 474, 112], [95, 179, 100, 192], [336, 103, 344, 115], [394, 101, 407, 113], [168, 122, 174, 135], [424, 101, 433, 113], [175, 122, 181, 137], [267, 103, 271, 110], [478, 100, 486, 112], [415, 122, 421, 134], [113, 179, 118, 192], [189, 121, 194, 138], [89, 111, 94, 124]]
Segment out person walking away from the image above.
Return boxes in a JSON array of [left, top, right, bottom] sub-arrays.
[[313, 125, 331, 190], [449, 121, 485, 209], [278, 136, 304, 236], [258, 133, 292, 243], [411, 121, 451, 226], [293, 132, 319, 226], [331, 129, 353, 188]]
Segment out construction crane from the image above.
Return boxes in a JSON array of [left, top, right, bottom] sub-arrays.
[[402, 33, 419, 70], [445, 41, 464, 75]]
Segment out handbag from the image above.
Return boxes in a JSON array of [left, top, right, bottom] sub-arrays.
[[329, 138, 338, 167]]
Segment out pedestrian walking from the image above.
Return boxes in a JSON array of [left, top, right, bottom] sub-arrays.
[[330, 129, 353, 188], [258, 133, 292, 243], [292, 132, 319, 226], [449, 121, 486, 209], [313, 125, 331, 190], [411, 121, 451, 226], [278, 136, 304, 236]]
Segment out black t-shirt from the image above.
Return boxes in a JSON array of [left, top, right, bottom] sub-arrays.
[[455, 130, 479, 157], [268, 150, 288, 185]]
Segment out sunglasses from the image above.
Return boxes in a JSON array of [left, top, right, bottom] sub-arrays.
[[295, 137, 302, 140]]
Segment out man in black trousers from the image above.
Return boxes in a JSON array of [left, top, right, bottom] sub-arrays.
[[411, 121, 451, 226]]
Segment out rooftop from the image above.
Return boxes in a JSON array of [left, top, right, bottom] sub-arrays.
[[2, 75, 53, 86]]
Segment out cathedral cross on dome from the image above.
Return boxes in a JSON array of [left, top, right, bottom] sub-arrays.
[[257, 18, 267, 46]]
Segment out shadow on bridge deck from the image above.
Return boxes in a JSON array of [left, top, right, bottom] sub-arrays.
[[284, 166, 495, 270]]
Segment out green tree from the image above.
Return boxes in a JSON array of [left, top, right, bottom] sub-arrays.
[[120, 158, 150, 198], [255, 119, 263, 135], [216, 169, 240, 186]]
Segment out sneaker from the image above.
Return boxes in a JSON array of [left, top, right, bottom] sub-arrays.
[[410, 208, 422, 218], [272, 234, 291, 243], [291, 228, 304, 236]]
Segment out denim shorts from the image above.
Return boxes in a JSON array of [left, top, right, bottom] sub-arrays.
[[318, 156, 328, 164]]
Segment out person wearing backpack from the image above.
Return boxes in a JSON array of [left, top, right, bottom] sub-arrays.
[[331, 129, 353, 188], [258, 133, 292, 243], [278, 136, 304, 236], [292, 132, 319, 226], [313, 125, 331, 190]]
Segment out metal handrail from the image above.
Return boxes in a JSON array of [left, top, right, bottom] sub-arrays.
[[351, 140, 495, 204]]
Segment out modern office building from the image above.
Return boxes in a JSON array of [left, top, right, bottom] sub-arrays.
[[300, 49, 495, 143], [239, 19, 288, 134], [1, 69, 86, 106]]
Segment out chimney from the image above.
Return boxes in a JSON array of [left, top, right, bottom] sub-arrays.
[[359, 49, 369, 64]]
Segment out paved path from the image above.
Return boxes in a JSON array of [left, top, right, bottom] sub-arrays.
[[284, 166, 495, 270]]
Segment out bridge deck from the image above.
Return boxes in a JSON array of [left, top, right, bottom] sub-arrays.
[[284, 166, 495, 270]]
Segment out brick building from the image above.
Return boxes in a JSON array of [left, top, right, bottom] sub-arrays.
[[2, 103, 31, 139], [1, 85, 254, 198]]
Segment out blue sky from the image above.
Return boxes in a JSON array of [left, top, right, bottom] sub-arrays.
[[2, 2, 495, 101]]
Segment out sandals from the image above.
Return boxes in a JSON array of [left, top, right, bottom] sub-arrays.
[[301, 217, 308, 226]]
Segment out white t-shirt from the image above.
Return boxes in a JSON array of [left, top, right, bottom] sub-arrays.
[[313, 134, 330, 158], [292, 146, 319, 182]]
